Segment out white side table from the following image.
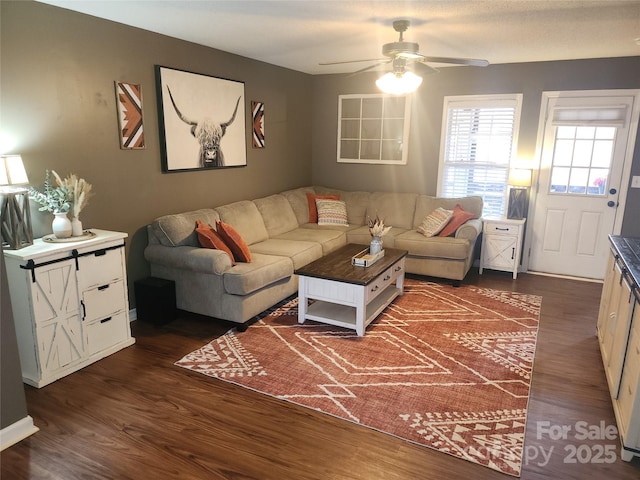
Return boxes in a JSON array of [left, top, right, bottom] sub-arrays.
[[479, 217, 526, 279]]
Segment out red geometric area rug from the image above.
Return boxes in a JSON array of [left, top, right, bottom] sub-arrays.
[[175, 278, 541, 477]]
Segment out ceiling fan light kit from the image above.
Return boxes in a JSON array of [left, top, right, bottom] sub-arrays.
[[376, 71, 423, 95], [322, 19, 488, 94]]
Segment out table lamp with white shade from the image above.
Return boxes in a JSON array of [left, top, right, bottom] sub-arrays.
[[0, 155, 33, 249], [507, 168, 532, 220]]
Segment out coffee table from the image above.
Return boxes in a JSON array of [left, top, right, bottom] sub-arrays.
[[294, 244, 407, 336]]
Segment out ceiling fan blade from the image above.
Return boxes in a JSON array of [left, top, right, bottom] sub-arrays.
[[347, 60, 391, 77], [421, 56, 489, 67], [319, 58, 387, 66], [412, 62, 439, 75]]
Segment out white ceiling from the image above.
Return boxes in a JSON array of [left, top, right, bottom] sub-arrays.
[[37, 0, 640, 74]]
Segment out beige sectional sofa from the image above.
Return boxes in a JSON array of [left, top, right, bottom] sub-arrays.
[[144, 186, 483, 328]]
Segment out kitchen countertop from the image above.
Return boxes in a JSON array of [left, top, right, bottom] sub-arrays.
[[609, 235, 640, 300]]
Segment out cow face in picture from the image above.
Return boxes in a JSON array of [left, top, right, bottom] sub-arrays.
[[166, 86, 241, 168]]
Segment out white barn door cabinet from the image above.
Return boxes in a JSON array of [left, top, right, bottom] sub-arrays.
[[3, 230, 135, 388]]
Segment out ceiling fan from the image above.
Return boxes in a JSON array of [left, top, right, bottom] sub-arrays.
[[320, 19, 489, 78]]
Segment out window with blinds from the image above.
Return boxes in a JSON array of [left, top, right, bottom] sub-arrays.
[[548, 103, 627, 196], [438, 95, 523, 217]]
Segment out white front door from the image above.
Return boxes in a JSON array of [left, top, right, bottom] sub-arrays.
[[529, 92, 639, 280]]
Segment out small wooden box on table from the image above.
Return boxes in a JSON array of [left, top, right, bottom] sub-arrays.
[[295, 244, 407, 336]]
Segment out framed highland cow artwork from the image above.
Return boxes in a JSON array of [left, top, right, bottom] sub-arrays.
[[155, 65, 247, 172]]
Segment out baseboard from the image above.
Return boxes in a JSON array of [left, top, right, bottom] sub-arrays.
[[0, 415, 39, 451], [527, 270, 603, 283]]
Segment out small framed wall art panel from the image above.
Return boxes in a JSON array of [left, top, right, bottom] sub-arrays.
[[252, 101, 265, 148], [155, 65, 246, 172], [115, 81, 145, 149]]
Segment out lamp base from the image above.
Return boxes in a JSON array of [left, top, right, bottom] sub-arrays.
[[1, 189, 34, 250], [507, 188, 528, 220]]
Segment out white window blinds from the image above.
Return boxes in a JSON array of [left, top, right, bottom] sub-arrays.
[[439, 95, 522, 217], [551, 104, 629, 127]]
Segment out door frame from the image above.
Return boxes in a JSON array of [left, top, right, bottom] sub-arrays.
[[522, 89, 640, 277]]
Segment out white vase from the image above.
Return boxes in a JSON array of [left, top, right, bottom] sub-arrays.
[[52, 212, 72, 238], [370, 236, 383, 255], [71, 217, 83, 236]]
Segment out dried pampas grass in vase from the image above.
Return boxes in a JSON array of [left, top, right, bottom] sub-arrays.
[[54, 172, 94, 236]]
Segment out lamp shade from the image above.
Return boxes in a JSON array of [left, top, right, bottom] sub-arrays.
[[0, 155, 29, 186], [508, 168, 532, 187], [376, 71, 423, 95]]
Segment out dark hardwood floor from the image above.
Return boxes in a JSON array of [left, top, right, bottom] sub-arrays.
[[3, 269, 640, 479]]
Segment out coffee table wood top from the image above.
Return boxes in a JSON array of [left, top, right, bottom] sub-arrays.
[[294, 244, 408, 286]]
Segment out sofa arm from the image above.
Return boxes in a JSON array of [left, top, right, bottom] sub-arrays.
[[455, 218, 482, 242], [144, 245, 233, 275]]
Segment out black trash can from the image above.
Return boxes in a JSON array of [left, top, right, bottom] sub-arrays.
[[134, 277, 176, 325]]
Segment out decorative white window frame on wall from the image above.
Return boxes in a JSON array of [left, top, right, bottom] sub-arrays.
[[337, 93, 411, 165], [437, 93, 523, 217]]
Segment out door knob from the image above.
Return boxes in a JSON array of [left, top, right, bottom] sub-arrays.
[[607, 200, 616, 207]]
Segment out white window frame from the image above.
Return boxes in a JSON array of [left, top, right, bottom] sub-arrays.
[[437, 94, 523, 217], [337, 93, 411, 165]]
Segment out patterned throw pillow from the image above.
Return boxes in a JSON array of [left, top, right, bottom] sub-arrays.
[[438, 204, 476, 237], [417, 207, 453, 237], [216, 221, 252, 263], [316, 199, 349, 226], [306, 193, 340, 223], [195, 220, 235, 265]]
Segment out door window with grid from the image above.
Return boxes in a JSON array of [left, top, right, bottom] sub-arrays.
[[549, 126, 616, 195], [438, 95, 523, 216], [337, 94, 411, 164]]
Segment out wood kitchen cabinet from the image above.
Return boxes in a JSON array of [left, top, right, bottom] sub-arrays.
[[597, 236, 640, 461]]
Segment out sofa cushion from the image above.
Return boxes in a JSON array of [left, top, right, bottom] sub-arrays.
[[195, 220, 235, 265], [217, 221, 252, 263], [438, 204, 476, 237], [346, 226, 406, 248], [366, 192, 418, 230], [418, 208, 453, 237], [413, 195, 483, 229], [316, 199, 349, 226], [151, 208, 220, 247], [250, 239, 323, 269], [215, 200, 269, 245], [280, 186, 316, 226], [306, 193, 340, 223], [273, 227, 346, 255], [314, 187, 370, 226], [395, 231, 471, 260], [223, 253, 293, 296], [253, 194, 299, 237]]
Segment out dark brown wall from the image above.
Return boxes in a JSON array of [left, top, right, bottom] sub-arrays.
[[1, 1, 313, 299], [0, 245, 29, 430], [311, 57, 640, 236]]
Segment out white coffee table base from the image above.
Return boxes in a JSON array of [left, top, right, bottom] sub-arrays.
[[297, 258, 405, 336]]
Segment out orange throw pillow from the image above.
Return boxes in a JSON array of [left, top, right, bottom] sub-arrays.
[[216, 221, 252, 263], [195, 220, 235, 265], [438, 204, 476, 237], [306, 193, 340, 223]]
